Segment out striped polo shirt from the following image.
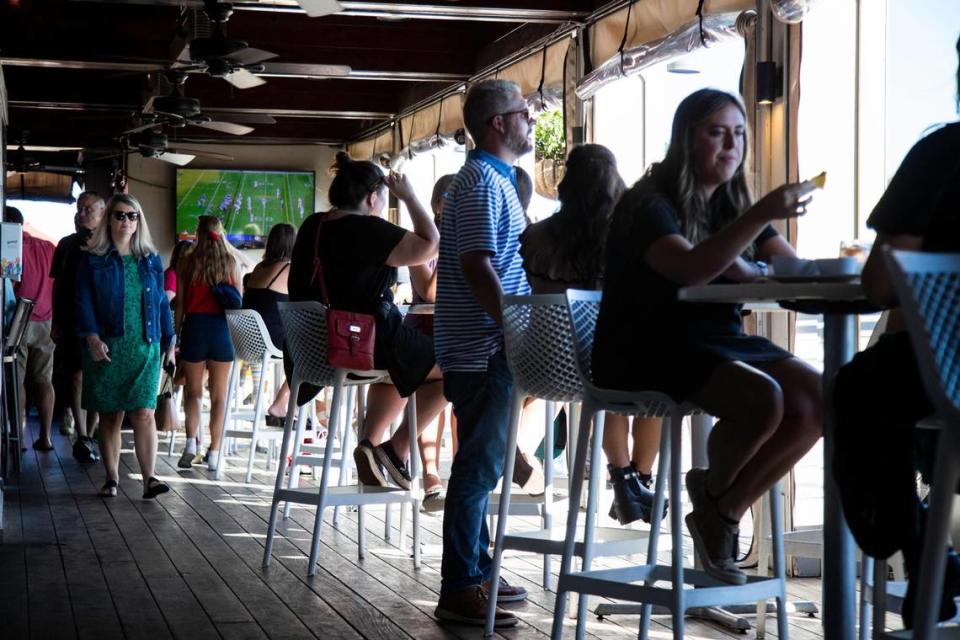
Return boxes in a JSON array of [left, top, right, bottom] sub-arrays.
[[434, 149, 530, 373]]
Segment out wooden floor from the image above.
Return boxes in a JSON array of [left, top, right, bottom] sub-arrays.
[[0, 420, 885, 640]]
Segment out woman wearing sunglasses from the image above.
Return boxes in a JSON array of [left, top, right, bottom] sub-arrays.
[[76, 194, 175, 499]]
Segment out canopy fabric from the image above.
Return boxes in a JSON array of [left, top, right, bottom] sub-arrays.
[[4, 171, 75, 204], [346, 127, 394, 161], [589, 0, 754, 68], [477, 37, 573, 107], [397, 92, 465, 150]]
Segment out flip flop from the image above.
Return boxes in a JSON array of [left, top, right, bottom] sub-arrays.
[[143, 477, 170, 500], [99, 480, 118, 498]]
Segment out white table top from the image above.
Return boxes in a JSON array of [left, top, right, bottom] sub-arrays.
[[678, 280, 866, 304]]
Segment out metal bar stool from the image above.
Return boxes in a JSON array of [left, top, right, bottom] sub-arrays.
[[2, 297, 33, 478], [551, 289, 789, 640], [883, 249, 960, 639], [484, 294, 653, 635], [261, 301, 421, 575], [217, 309, 286, 483]]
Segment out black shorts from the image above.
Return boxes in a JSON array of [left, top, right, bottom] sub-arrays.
[[54, 337, 84, 375]]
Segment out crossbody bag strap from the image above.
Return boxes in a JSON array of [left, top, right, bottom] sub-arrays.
[[310, 213, 331, 306]]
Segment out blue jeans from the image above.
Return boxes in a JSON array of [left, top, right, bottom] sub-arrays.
[[440, 350, 513, 594]]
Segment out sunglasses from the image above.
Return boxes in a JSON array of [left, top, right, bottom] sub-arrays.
[[489, 108, 534, 124], [113, 210, 140, 222]]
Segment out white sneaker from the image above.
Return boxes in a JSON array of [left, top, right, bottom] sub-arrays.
[[207, 449, 221, 472]]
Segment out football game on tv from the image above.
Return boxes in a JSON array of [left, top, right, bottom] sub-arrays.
[[175, 168, 315, 248]]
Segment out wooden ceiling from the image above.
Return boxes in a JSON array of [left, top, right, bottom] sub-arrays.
[[1, 0, 603, 156]]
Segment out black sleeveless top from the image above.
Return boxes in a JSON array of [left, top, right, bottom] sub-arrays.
[[242, 262, 289, 349]]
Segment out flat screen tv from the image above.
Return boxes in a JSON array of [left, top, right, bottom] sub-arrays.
[[175, 168, 315, 248]]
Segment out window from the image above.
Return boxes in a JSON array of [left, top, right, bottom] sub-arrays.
[[593, 39, 746, 184]]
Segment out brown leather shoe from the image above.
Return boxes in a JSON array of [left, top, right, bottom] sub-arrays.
[[435, 585, 518, 627], [482, 576, 528, 603]]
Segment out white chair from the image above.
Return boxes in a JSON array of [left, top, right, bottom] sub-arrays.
[[261, 301, 422, 576], [884, 249, 960, 639], [551, 289, 789, 640], [485, 294, 653, 635], [216, 310, 286, 482]]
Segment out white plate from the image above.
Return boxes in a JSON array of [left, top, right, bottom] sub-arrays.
[[768, 274, 860, 283]]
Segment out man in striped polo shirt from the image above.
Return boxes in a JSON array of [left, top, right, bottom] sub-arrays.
[[433, 79, 533, 627]]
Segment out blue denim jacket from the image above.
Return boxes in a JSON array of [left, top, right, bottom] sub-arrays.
[[75, 248, 174, 351]]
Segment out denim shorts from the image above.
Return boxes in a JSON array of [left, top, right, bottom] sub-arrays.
[[179, 313, 235, 363]]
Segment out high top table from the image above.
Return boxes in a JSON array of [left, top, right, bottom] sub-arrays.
[[678, 279, 877, 640]]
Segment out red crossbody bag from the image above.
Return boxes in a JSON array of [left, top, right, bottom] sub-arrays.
[[312, 214, 376, 370]]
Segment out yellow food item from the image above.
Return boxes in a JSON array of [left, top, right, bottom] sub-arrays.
[[809, 171, 827, 189]]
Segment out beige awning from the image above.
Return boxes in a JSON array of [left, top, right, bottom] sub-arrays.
[[477, 37, 573, 104], [346, 127, 394, 161], [5, 171, 75, 203], [590, 0, 753, 66], [398, 92, 464, 148]]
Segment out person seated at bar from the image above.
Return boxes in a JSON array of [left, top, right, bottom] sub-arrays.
[[520, 143, 664, 525], [593, 88, 822, 584], [287, 152, 447, 489], [75, 194, 174, 499], [832, 34, 960, 629], [406, 174, 455, 511], [242, 222, 294, 425]]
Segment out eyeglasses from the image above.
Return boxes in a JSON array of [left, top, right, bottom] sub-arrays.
[[489, 108, 534, 124], [113, 210, 140, 222]]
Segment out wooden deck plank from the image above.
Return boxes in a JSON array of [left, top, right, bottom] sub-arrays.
[[43, 429, 178, 640], [0, 464, 30, 638], [1, 420, 848, 640], [17, 446, 78, 640]]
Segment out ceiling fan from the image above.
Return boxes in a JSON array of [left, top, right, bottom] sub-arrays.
[[163, 0, 349, 90], [117, 130, 235, 167], [124, 71, 273, 137]]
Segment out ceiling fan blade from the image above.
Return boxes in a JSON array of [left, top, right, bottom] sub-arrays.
[[206, 112, 276, 125], [156, 152, 195, 166], [168, 148, 235, 161], [227, 47, 278, 66], [224, 68, 266, 90], [121, 122, 159, 135], [38, 165, 86, 174], [298, 0, 344, 17], [191, 119, 254, 135], [260, 62, 351, 78]]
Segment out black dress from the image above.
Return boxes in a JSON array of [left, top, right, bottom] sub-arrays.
[[592, 185, 791, 401], [242, 262, 289, 349], [289, 212, 434, 397]]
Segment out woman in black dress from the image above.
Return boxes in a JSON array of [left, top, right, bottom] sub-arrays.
[[593, 89, 822, 584], [243, 223, 294, 423], [288, 152, 446, 490]]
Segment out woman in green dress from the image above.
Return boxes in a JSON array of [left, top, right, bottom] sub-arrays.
[[76, 194, 175, 498]]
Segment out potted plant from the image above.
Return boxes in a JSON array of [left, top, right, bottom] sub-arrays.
[[534, 109, 565, 200]]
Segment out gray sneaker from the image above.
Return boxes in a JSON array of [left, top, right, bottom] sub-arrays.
[[685, 510, 746, 585], [178, 451, 196, 469]]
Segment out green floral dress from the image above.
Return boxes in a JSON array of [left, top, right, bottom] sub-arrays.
[[82, 255, 161, 412]]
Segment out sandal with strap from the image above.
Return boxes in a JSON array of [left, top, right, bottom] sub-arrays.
[[99, 480, 118, 498], [143, 477, 169, 500]]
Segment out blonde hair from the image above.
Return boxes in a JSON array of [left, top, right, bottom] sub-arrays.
[[182, 215, 238, 286], [86, 193, 157, 258]]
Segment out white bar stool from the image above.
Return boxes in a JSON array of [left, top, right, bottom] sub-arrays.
[[551, 289, 789, 640], [261, 301, 421, 576]]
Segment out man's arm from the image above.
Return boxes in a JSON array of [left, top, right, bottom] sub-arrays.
[[861, 232, 923, 307], [459, 250, 503, 325]]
